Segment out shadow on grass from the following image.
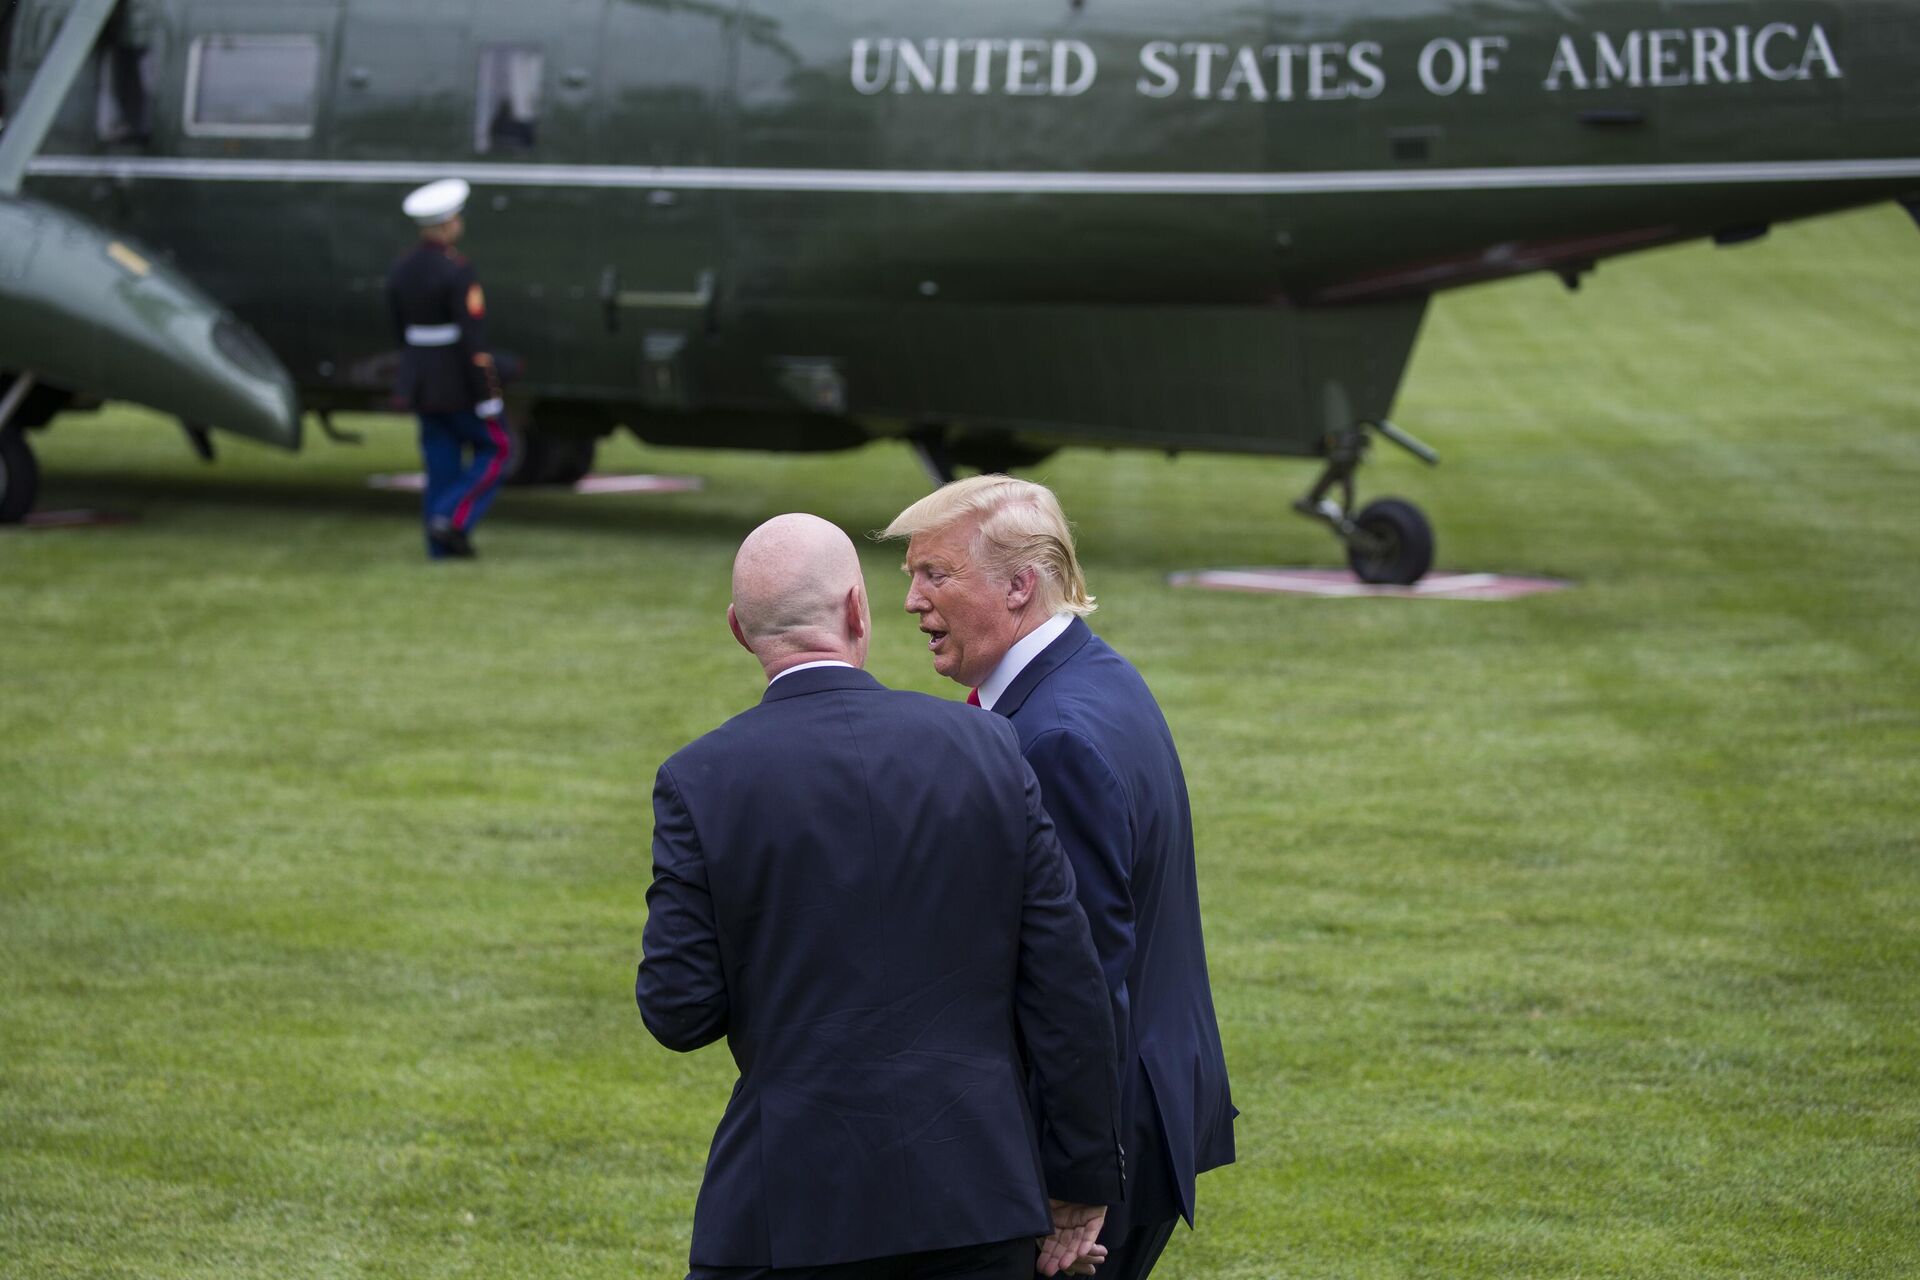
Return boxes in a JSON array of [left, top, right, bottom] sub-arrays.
[[34, 449, 1304, 575], [35, 468, 772, 549]]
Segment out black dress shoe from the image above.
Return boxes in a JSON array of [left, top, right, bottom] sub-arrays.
[[428, 520, 476, 559]]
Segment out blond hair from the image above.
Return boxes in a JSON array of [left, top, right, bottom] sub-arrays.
[[882, 475, 1095, 616]]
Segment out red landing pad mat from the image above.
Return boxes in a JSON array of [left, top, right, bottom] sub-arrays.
[[1168, 568, 1574, 601], [1, 509, 139, 532], [367, 472, 703, 495]]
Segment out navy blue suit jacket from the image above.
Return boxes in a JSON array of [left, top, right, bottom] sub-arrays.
[[992, 619, 1236, 1234], [637, 665, 1123, 1270]]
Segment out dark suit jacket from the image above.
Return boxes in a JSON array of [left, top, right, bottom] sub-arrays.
[[637, 664, 1124, 1270], [992, 619, 1236, 1235]]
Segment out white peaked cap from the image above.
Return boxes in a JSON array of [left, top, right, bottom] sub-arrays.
[[403, 178, 470, 225]]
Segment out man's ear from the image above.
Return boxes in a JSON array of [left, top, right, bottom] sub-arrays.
[[728, 604, 754, 654], [1006, 567, 1037, 612], [845, 585, 868, 641]]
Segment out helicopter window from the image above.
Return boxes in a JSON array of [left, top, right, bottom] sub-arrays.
[[184, 34, 321, 138], [475, 46, 543, 152]]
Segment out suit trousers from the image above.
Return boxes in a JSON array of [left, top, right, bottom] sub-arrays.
[[690, 1238, 1033, 1280], [1096, 1217, 1178, 1280]]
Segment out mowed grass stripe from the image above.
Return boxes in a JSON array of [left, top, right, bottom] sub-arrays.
[[5, 205, 1919, 1278]]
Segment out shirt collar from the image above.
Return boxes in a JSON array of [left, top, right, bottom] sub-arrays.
[[977, 612, 1072, 710], [768, 659, 855, 686]]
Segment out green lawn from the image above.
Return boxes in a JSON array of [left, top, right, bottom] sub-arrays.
[[4, 205, 1918, 1279]]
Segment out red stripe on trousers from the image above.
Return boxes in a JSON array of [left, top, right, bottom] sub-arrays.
[[453, 414, 511, 530]]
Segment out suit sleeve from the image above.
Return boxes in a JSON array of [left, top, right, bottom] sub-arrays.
[[1013, 752, 1125, 1207], [635, 764, 730, 1052], [1025, 728, 1136, 1069]]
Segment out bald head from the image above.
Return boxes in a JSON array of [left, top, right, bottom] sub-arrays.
[[729, 514, 871, 677]]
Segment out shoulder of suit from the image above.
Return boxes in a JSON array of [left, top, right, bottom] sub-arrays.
[[1047, 631, 1152, 698], [659, 704, 764, 771], [895, 685, 991, 710], [1067, 627, 1131, 670], [1018, 664, 1148, 747], [875, 687, 1024, 743], [881, 686, 962, 709]]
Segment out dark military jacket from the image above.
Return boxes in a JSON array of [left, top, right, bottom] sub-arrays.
[[385, 241, 494, 413]]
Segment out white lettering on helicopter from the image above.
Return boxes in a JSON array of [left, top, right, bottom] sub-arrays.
[[850, 38, 1098, 97], [1541, 24, 1842, 90], [846, 25, 1842, 101], [1135, 41, 1386, 101], [1416, 37, 1509, 96]]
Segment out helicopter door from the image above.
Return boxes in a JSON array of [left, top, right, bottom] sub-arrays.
[[594, 2, 730, 411], [456, 1, 611, 393], [5, 0, 163, 154]]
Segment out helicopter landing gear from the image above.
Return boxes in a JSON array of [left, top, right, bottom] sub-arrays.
[[908, 425, 1057, 487], [1292, 420, 1439, 586], [908, 429, 958, 486], [0, 374, 43, 524], [508, 428, 597, 486]]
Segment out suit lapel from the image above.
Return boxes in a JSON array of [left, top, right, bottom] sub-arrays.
[[992, 617, 1092, 718]]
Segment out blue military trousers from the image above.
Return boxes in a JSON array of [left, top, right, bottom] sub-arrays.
[[417, 409, 509, 556]]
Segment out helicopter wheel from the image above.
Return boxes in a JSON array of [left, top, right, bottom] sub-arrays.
[[1346, 497, 1434, 586], [509, 429, 597, 486], [0, 428, 40, 524]]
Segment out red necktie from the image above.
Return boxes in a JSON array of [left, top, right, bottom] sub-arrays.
[[967, 688, 981, 707]]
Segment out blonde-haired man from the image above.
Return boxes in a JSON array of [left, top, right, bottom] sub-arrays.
[[885, 478, 1237, 1280]]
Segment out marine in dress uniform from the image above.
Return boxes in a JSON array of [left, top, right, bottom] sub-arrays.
[[385, 178, 509, 560]]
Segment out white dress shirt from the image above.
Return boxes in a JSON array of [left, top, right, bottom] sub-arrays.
[[975, 612, 1073, 710], [768, 659, 855, 685]]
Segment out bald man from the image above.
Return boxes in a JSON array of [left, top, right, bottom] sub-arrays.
[[637, 515, 1124, 1280]]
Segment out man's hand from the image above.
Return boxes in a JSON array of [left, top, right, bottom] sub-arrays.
[[1036, 1200, 1107, 1277]]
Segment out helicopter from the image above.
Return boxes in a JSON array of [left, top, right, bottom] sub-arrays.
[[3, 0, 1916, 582]]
